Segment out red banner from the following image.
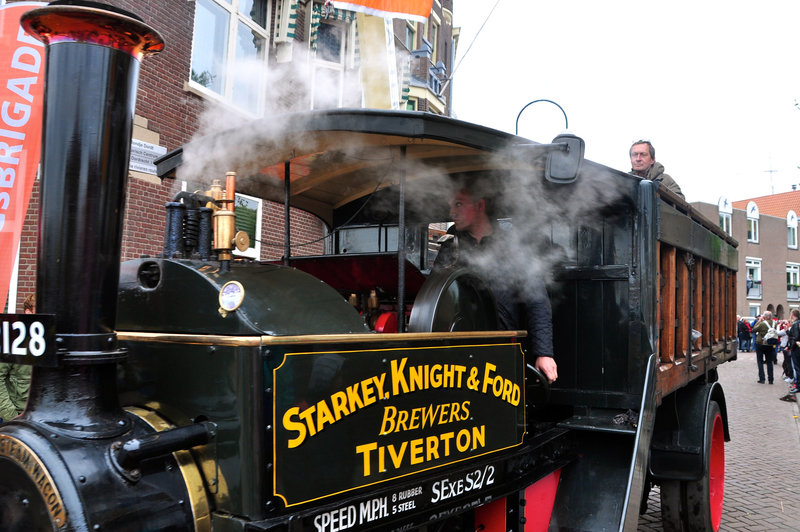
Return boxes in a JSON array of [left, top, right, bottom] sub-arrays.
[[0, 2, 46, 311], [332, 0, 433, 21]]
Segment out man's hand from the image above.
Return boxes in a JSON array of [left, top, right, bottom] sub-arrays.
[[535, 356, 558, 384]]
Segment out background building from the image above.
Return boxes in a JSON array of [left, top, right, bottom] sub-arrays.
[[693, 190, 800, 319], [5, 0, 456, 311]]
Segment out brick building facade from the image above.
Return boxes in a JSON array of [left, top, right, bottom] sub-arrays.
[[5, 0, 455, 311], [693, 190, 800, 320]]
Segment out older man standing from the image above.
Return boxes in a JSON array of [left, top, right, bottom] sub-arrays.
[[629, 140, 685, 199], [752, 311, 778, 384]]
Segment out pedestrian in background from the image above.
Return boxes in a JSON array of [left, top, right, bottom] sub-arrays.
[[786, 309, 800, 395], [737, 315, 751, 351], [752, 311, 777, 384], [0, 295, 34, 423]]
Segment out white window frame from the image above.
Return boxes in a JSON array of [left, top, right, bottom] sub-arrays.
[[749, 304, 761, 317], [788, 210, 798, 249], [746, 201, 759, 243], [788, 263, 800, 299], [234, 192, 263, 260], [308, 4, 359, 111], [746, 257, 762, 300], [746, 257, 762, 282], [188, 0, 270, 115], [719, 213, 731, 236], [311, 17, 347, 109], [405, 21, 417, 50]]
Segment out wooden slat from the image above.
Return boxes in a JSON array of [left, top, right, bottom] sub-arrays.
[[713, 265, 721, 342], [677, 253, 690, 357], [660, 244, 677, 364], [693, 259, 703, 350]]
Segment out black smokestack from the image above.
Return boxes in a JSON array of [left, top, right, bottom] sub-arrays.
[[19, 1, 163, 435]]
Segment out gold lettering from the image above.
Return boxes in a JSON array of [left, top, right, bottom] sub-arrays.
[[345, 382, 365, 411], [355, 442, 377, 476], [282, 407, 307, 448], [360, 378, 376, 406], [379, 406, 397, 435], [396, 409, 409, 431], [409, 439, 423, 465], [481, 363, 497, 394], [472, 425, 486, 449], [330, 391, 349, 421], [387, 442, 407, 469], [425, 435, 440, 461], [391, 357, 409, 395], [315, 400, 336, 433], [373, 373, 387, 400]]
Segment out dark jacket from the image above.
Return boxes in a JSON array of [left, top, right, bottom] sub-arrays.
[[737, 319, 750, 336], [788, 321, 800, 355], [433, 226, 554, 358], [632, 162, 685, 199]]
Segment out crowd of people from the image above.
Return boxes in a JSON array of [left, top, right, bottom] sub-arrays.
[[738, 312, 800, 398]]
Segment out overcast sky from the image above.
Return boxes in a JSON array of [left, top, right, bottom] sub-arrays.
[[451, 0, 800, 205]]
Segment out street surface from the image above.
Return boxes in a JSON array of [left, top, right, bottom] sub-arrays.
[[639, 350, 800, 531]]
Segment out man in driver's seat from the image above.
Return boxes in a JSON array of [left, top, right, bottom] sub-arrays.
[[434, 181, 558, 384]]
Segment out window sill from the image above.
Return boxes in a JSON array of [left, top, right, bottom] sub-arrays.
[[183, 80, 260, 120]]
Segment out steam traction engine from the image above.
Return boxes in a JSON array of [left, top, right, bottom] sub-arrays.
[[0, 2, 736, 532]]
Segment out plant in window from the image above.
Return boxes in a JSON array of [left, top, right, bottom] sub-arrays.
[[191, 69, 216, 88]]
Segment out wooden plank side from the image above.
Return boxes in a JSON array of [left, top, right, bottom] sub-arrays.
[[693, 258, 703, 351], [677, 253, 690, 358], [660, 244, 677, 364], [713, 265, 721, 343]]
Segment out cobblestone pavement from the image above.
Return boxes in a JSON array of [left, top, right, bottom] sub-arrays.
[[638, 350, 800, 531]]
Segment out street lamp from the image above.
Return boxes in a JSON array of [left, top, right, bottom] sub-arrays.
[[515, 99, 569, 136]]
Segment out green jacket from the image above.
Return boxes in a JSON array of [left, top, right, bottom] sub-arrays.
[[0, 363, 31, 422], [632, 162, 685, 199], [752, 319, 776, 345]]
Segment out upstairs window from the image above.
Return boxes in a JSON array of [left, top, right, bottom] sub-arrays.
[[746, 201, 759, 243], [190, 0, 269, 113], [719, 213, 731, 236], [788, 210, 798, 249], [309, 3, 357, 110], [717, 196, 732, 236], [405, 21, 417, 50], [787, 263, 800, 300], [746, 257, 761, 299]]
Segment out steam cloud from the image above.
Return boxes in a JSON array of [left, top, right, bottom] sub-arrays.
[[175, 41, 631, 297]]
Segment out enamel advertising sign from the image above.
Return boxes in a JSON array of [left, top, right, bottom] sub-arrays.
[[273, 342, 526, 507]]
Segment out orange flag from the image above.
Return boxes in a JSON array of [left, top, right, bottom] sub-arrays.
[[332, 0, 432, 21], [0, 2, 46, 311]]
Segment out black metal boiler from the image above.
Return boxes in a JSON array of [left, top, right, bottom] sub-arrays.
[[0, 2, 212, 531]]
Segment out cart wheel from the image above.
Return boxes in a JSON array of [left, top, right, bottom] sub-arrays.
[[659, 400, 725, 532]]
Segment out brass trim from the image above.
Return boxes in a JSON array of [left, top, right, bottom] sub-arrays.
[[0, 434, 67, 529], [124, 407, 212, 532], [117, 330, 527, 347]]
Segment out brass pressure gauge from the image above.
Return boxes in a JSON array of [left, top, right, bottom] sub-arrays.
[[218, 280, 245, 317]]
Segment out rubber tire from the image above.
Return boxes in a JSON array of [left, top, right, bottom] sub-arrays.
[[659, 400, 725, 532]]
